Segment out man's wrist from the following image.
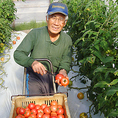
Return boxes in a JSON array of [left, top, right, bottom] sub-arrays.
[[59, 69, 67, 73]]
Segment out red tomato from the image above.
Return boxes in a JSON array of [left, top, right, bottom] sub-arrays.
[[15, 114, 25, 118], [19, 107, 25, 115], [44, 107, 51, 114], [31, 108, 38, 115], [57, 108, 64, 115], [55, 74, 64, 82], [50, 101, 58, 106], [25, 106, 30, 111], [57, 114, 64, 118], [42, 114, 50, 118], [51, 111, 57, 116], [41, 104, 47, 110], [24, 110, 31, 117], [51, 105, 57, 112], [61, 78, 69, 87], [28, 103, 35, 110], [28, 114, 36, 118], [13, 40, 16, 44], [16, 107, 21, 114], [57, 105, 63, 109], [37, 112, 44, 118], [37, 108, 44, 113], [51, 116, 57, 118], [35, 104, 41, 110], [17, 36, 20, 40]]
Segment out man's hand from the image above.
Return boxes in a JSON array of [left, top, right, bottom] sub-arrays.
[[31, 60, 47, 75], [55, 69, 69, 86], [59, 69, 68, 78]]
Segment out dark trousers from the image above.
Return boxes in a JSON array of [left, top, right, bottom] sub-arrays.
[[26, 67, 58, 95]]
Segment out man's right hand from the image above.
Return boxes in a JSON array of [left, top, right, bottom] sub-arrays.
[[31, 60, 47, 75]]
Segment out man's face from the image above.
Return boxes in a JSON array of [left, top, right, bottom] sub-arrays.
[[46, 13, 67, 35]]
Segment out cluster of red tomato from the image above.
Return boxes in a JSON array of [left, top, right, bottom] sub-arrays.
[[15, 100, 65, 118], [55, 74, 69, 87]]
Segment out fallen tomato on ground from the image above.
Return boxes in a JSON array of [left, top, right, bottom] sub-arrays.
[[1, 57, 4, 61], [79, 112, 88, 118], [17, 36, 20, 40], [13, 40, 16, 44], [77, 92, 84, 100]]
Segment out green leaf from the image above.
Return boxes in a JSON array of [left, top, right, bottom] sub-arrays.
[[94, 81, 108, 88], [93, 66, 107, 74], [114, 70, 118, 76], [100, 40, 108, 51], [93, 51, 103, 61], [109, 79, 118, 86], [82, 29, 92, 37], [115, 101, 118, 107], [110, 23, 118, 30], [108, 109, 118, 117], [106, 87, 118, 96], [102, 56, 114, 63]]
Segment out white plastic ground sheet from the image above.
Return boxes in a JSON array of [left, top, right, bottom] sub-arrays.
[[0, 31, 104, 118]]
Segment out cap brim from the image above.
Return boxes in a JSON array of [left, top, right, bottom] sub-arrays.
[[48, 11, 67, 16]]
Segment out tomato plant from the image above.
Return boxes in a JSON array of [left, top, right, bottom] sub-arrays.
[[62, 0, 118, 117], [61, 77, 69, 87], [77, 92, 84, 100]]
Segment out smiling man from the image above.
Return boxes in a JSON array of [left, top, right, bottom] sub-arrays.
[[14, 2, 72, 95]]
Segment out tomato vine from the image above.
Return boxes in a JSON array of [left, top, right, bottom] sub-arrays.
[[61, 0, 118, 117]]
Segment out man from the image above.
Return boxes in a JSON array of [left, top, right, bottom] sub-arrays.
[[14, 2, 72, 95]]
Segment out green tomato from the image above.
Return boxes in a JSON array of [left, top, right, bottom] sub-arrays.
[[68, 80, 73, 87]]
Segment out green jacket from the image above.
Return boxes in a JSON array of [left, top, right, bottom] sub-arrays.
[[14, 26, 72, 73]]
